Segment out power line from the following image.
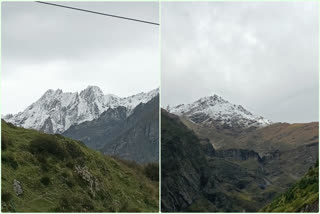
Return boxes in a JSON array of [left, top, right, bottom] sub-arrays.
[[35, 1, 159, 26]]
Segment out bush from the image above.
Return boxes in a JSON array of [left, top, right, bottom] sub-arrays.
[[65, 142, 84, 158], [66, 179, 74, 188], [55, 195, 94, 212], [29, 136, 66, 159], [2, 154, 18, 170], [1, 192, 12, 202], [40, 176, 51, 186], [143, 163, 159, 181], [66, 161, 74, 169], [1, 133, 12, 150]]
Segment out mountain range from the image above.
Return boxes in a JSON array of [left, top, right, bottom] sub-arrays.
[[162, 94, 318, 212], [4, 86, 158, 134], [3, 86, 159, 163]]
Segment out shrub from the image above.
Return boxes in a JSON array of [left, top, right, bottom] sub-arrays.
[[66, 161, 74, 169], [1, 192, 12, 202], [2, 154, 18, 170], [1, 133, 12, 150], [143, 163, 159, 181], [65, 142, 84, 158], [55, 195, 94, 212], [54, 134, 64, 139], [66, 179, 74, 188], [40, 176, 51, 186], [29, 136, 66, 159]]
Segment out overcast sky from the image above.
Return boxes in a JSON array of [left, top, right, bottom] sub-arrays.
[[2, 1, 159, 115], [161, 2, 319, 123]]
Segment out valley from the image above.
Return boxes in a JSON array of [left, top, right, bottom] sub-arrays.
[[162, 95, 318, 212]]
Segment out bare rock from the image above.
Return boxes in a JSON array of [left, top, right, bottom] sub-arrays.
[[75, 165, 100, 196], [13, 179, 23, 196]]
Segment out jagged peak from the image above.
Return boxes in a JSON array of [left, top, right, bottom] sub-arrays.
[[80, 86, 103, 96], [5, 86, 159, 134]]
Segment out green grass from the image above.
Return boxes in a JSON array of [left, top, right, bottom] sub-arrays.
[[260, 161, 319, 212], [1, 120, 159, 212]]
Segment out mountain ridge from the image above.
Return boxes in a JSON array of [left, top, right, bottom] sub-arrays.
[[4, 86, 159, 134], [63, 95, 159, 163]]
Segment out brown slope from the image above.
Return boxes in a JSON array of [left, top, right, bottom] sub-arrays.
[[181, 118, 318, 155]]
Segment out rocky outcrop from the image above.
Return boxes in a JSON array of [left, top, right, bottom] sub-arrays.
[[13, 179, 23, 196], [74, 165, 100, 196]]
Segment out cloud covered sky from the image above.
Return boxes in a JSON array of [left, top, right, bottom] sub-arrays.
[[161, 1, 319, 123], [2, 1, 159, 115]]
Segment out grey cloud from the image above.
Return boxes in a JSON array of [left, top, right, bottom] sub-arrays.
[[2, 1, 159, 115], [161, 1, 318, 123]]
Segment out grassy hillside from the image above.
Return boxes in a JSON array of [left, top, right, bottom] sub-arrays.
[[1, 120, 158, 212], [261, 162, 319, 212]]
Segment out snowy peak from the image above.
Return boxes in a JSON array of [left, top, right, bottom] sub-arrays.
[[119, 88, 159, 112], [80, 86, 104, 99], [4, 86, 159, 134], [169, 94, 271, 129]]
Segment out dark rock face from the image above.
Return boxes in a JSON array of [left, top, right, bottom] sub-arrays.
[[63, 95, 159, 163], [161, 110, 319, 212], [40, 117, 54, 134], [215, 149, 262, 162], [161, 110, 208, 211], [161, 110, 267, 212]]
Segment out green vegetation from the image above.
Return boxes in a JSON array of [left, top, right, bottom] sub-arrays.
[[261, 161, 319, 212], [1, 120, 158, 212]]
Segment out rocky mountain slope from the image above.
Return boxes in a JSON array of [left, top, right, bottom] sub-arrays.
[[63, 95, 159, 163], [161, 109, 318, 212], [1, 120, 158, 212], [169, 95, 271, 130], [4, 86, 158, 134]]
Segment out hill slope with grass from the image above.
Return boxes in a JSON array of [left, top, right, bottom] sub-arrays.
[[1, 120, 158, 212], [261, 162, 319, 212]]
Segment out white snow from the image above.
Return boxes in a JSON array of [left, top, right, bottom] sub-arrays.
[[169, 94, 272, 128], [4, 86, 159, 133]]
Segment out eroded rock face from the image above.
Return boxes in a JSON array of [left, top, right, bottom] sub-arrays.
[[74, 165, 100, 196], [13, 179, 23, 196]]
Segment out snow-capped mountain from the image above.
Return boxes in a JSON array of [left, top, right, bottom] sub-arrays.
[[4, 86, 159, 133], [169, 95, 271, 129]]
